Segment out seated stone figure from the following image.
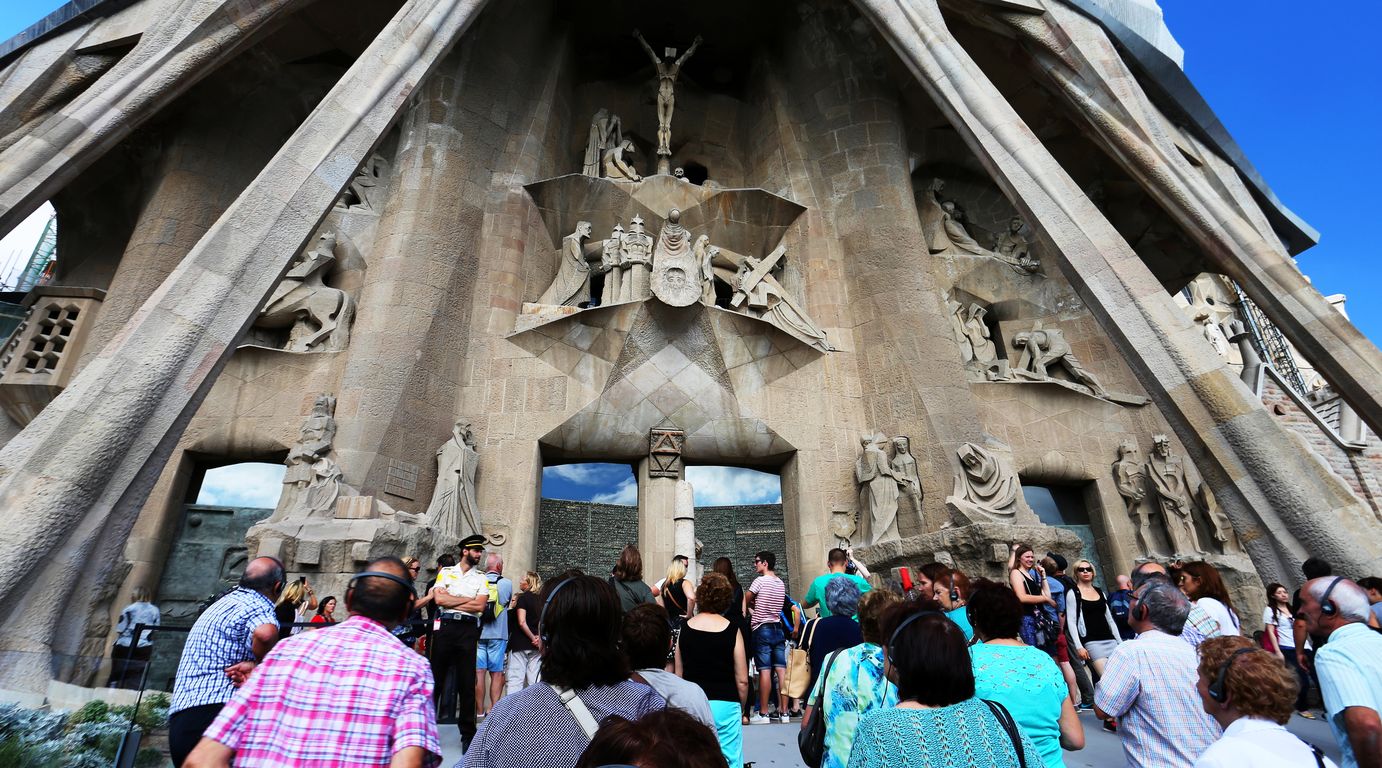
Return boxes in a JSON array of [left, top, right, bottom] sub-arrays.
[[255, 232, 355, 353]]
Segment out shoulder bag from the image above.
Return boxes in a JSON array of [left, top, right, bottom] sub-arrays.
[[797, 647, 844, 768], [552, 684, 600, 740], [981, 698, 1026, 768], [784, 618, 820, 699]]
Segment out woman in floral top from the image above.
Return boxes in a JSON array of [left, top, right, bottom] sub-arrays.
[[802, 589, 902, 768]]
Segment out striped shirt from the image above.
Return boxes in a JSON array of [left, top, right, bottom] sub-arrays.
[[749, 575, 786, 630], [1095, 629, 1221, 767], [202, 615, 441, 767], [1315, 622, 1382, 768], [171, 588, 278, 715]]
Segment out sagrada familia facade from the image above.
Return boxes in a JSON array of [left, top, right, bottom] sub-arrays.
[[0, 0, 1378, 696]]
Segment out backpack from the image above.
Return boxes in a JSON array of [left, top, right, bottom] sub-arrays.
[[482, 579, 505, 624]]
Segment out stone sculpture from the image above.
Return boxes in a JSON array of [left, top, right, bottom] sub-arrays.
[[1146, 434, 1204, 557], [1113, 441, 1158, 556], [695, 234, 720, 306], [994, 216, 1040, 274], [946, 442, 1020, 521], [890, 436, 924, 522], [425, 421, 482, 541], [651, 208, 701, 307], [961, 304, 998, 366], [602, 139, 642, 182], [254, 232, 355, 353], [1012, 324, 1108, 397], [633, 29, 702, 173], [599, 224, 626, 306], [621, 215, 654, 301], [856, 433, 904, 546], [537, 221, 595, 307], [732, 248, 832, 350], [1195, 308, 1231, 358], [273, 393, 337, 522], [582, 109, 622, 177], [335, 153, 389, 212]]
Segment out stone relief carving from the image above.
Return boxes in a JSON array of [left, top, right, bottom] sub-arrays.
[[921, 179, 1039, 274], [945, 442, 1021, 522], [273, 393, 342, 521], [536, 221, 596, 307], [335, 154, 390, 212], [598, 224, 625, 306], [1146, 434, 1204, 557], [254, 232, 356, 353], [425, 421, 483, 542], [650, 209, 700, 307], [621, 215, 654, 301], [890, 436, 924, 523], [1012, 322, 1107, 397], [1115, 436, 1241, 559], [695, 235, 720, 306], [731, 246, 832, 350], [602, 139, 642, 182], [994, 216, 1040, 274], [633, 29, 702, 171], [1198, 485, 1242, 554], [856, 433, 905, 546], [582, 109, 623, 178], [649, 425, 685, 478], [1113, 440, 1158, 556]]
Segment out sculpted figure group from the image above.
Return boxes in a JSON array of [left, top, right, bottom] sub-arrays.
[[855, 433, 923, 546], [921, 179, 1039, 274], [1113, 435, 1240, 558]]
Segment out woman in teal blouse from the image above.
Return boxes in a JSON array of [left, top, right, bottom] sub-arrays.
[[969, 579, 1084, 768], [847, 601, 1045, 768]]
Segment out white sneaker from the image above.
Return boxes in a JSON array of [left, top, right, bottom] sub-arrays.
[[778, 714, 791, 724], [749, 714, 770, 725]]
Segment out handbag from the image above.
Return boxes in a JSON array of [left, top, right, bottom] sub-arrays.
[[784, 619, 820, 699], [797, 647, 844, 768], [981, 699, 1027, 768]]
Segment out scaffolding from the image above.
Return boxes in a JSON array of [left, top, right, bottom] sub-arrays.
[[1230, 280, 1310, 397], [12, 212, 57, 292]]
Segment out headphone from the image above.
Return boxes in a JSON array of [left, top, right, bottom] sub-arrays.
[[540, 577, 577, 645], [949, 571, 961, 606], [347, 570, 418, 620], [1207, 647, 1255, 703], [886, 610, 945, 661], [1318, 577, 1344, 617]]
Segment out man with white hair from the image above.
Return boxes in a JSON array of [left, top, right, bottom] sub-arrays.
[[1299, 577, 1382, 768], [476, 552, 513, 719]]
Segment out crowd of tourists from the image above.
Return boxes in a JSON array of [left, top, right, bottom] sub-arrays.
[[149, 532, 1382, 768]]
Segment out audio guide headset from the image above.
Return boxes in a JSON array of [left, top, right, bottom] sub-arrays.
[[347, 569, 418, 621], [886, 610, 945, 661], [540, 577, 577, 646], [1207, 647, 1254, 704], [1318, 577, 1344, 617], [949, 570, 961, 606]]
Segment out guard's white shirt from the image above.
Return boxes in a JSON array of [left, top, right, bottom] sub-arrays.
[[1193, 717, 1336, 768], [434, 563, 487, 618]]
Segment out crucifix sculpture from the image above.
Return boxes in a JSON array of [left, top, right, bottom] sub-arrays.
[[633, 29, 702, 175]]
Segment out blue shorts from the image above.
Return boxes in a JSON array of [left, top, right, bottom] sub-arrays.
[[753, 624, 786, 669], [476, 638, 506, 673]]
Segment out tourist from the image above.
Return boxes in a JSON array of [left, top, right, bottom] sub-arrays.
[[1356, 577, 1382, 626], [107, 586, 161, 689], [1045, 553, 1093, 709], [432, 534, 490, 752], [1298, 577, 1382, 768], [623, 603, 713, 726], [675, 572, 748, 767], [168, 556, 284, 767], [310, 595, 337, 625], [801, 589, 901, 768], [611, 545, 655, 613], [1007, 543, 1057, 654], [397, 557, 433, 647], [463, 574, 665, 768], [931, 568, 973, 641], [803, 548, 871, 618], [805, 578, 863, 694], [273, 578, 315, 641], [1066, 558, 1121, 677], [506, 570, 543, 694], [1134, 560, 1228, 650], [907, 563, 936, 601], [711, 557, 748, 638], [846, 601, 1042, 767], [1110, 574, 1136, 640], [1095, 579, 1221, 767], [1178, 562, 1241, 643], [1192, 636, 1339, 768], [1261, 581, 1312, 717], [1292, 557, 1333, 659], [476, 553, 513, 718], [653, 554, 690, 597], [969, 579, 1084, 768], [573, 709, 728, 768], [658, 557, 696, 639], [746, 550, 789, 724], [183, 557, 441, 768]]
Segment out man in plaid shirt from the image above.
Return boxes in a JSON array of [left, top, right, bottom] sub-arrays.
[[1095, 578, 1221, 767], [185, 557, 441, 768]]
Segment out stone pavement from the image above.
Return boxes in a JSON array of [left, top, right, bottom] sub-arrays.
[[439, 709, 1343, 766]]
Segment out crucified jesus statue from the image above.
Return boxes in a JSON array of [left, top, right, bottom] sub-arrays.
[[633, 29, 702, 169]]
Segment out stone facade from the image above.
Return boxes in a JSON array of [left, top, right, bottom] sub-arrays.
[[0, 0, 1379, 694]]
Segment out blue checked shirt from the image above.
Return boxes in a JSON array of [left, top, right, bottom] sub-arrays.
[[1315, 622, 1382, 768], [1094, 629, 1221, 767], [171, 588, 279, 715]]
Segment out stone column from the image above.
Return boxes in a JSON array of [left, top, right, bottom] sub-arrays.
[[637, 457, 683, 578], [674, 480, 697, 580]]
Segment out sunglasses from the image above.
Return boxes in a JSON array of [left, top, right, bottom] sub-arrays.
[[1076, 567, 1094, 573]]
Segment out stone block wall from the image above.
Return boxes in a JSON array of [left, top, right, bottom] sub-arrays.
[[1261, 373, 1382, 518]]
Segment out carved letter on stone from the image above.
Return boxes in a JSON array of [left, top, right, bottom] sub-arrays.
[[254, 232, 356, 353], [537, 221, 595, 307], [1113, 440, 1159, 557], [425, 421, 483, 542], [1146, 435, 1204, 558], [945, 442, 1020, 522], [583, 109, 622, 177], [855, 433, 904, 546]]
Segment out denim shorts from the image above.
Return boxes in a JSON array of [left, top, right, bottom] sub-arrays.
[[753, 624, 786, 669], [476, 638, 506, 673]]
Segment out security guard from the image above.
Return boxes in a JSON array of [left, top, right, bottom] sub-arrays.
[[430, 534, 489, 750]]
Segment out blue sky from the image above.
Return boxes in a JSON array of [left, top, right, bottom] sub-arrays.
[[541, 463, 783, 506]]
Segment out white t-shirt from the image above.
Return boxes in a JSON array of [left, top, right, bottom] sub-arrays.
[[1196, 597, 1240, 637], [435, 564, 487, 617], [1194, 717, 1336, 768], [1262, 607, 1296, 650]]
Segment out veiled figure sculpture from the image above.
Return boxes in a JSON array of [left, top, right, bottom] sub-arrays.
[[856, 433, 904, 546], [582, 109, 622, 177], [946, 442, 1021, 521], [537, 221, 596, 306], [425, 421, 483, 541]]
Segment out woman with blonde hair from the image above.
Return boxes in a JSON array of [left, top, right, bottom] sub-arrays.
[[658, 557, 697, 669], [274, 578, 317, 641], [1065, 559, 1121, 677], [506, 570, 545, 693]]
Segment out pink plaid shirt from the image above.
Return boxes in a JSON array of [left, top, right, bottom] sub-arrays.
[[203, 614, 441, 767]]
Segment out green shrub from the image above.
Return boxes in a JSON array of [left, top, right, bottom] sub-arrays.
[[68, 700, 110, 725]]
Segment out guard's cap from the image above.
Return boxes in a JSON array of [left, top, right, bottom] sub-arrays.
[[459, 534, 488, 550]]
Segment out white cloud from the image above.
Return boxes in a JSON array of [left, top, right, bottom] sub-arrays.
[[544, 463, 626, 485], [686, 466, 782, 506], [197, 463, 286, 509], [591, 477, 638, 505], [0, 202, 55, 287]]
